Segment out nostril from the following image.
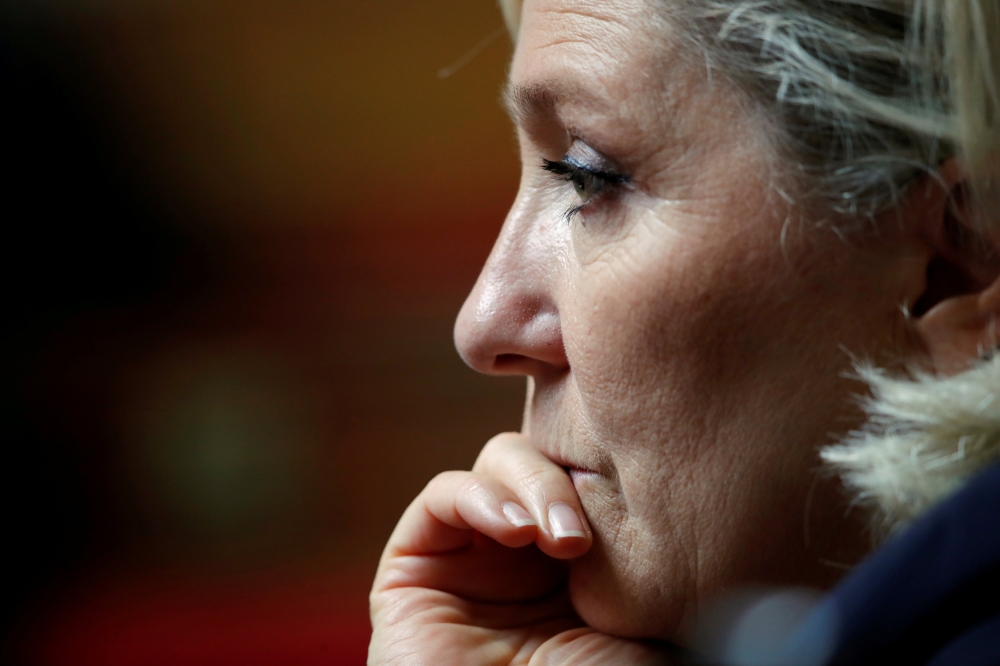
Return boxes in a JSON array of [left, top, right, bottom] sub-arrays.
[[493, 353, 525, 371], [455, 283, 569, 376], [491, 352, 569, 377]]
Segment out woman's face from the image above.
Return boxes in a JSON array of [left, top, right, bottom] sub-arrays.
[[455, 0, 921, 640]]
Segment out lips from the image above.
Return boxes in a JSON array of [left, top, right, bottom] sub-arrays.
[[568, 466, 602, 485], [540, 449, 594, 477], [526, 418, 610, 482], [531, 439, 605, 482]]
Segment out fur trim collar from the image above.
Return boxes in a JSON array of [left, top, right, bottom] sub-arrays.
[[821, 356, 1000, 538]]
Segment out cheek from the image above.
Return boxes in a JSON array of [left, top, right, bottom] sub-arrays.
[[559, 232, 739, 638], [558, 218, 879, 639], [564, 223, 739, 438]]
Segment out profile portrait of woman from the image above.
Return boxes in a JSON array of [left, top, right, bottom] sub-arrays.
[[369, 0, 1000, 664]]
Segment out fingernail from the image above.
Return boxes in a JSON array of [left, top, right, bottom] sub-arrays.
[[502, 502, 537, 528], [548, 503, 586, 539]]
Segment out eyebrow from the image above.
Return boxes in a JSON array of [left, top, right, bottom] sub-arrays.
[[503, 80, 600, 126], [503, 81, 559, 125]]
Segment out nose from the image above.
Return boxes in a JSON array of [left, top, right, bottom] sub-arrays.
[[454, 206, 569, 378]]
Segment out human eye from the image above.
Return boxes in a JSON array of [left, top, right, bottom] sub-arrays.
[[541, 143, 629, 220]]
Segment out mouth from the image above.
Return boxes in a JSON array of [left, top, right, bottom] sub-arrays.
[[527, 432, 611, 486], [564, 465, 603, 488]]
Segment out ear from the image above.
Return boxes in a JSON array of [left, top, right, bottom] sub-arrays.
[[911, 159, 1000, 374]]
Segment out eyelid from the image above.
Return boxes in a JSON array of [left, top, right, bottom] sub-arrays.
[[541, 156, 631, 222], [561, 155, 629, 184], [541, 156, 630, 189], [565, 137, 626, 174]]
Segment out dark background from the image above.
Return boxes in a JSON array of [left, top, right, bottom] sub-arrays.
[[1, 1, 522, 663]]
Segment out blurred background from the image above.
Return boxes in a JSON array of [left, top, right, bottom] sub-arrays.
[[0, 1, 522, 663]]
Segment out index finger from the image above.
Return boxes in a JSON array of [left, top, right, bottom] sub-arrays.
[[473, 432, 593, 559]]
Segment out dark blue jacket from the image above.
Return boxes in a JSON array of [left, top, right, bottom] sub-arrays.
[[785, 461, 1000, 665]]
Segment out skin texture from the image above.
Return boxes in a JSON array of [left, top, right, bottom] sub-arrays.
[[369, 0, 1000, 662], [456, 0, 899, 638]]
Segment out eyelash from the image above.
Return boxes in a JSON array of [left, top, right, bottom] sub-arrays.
[[542, 157, 629, 220]]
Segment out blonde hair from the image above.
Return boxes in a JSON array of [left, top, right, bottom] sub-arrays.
[[498, 0, 1000, 229]]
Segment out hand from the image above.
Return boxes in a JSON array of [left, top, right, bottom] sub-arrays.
[[368, 432, 674, 665]]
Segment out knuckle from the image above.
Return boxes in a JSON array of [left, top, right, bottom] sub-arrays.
[[425, 470, 465, 494], [457, 474, 486, 498], [427, 471, 491, 504], [475, 431, 521, 464], [472, 433, 574, 501], [486, 431, 524, 447], [427, 470, 455, 487], [485, 431, 526, 453], [473, 431, 535, 471], [515, 463, 566, 495]]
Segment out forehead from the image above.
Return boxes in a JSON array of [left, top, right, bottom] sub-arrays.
[[511, 0, 675, 89], [509, 0, 700, 144]]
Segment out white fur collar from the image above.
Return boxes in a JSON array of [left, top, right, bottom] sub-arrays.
[[821, 356, 1000, 538]]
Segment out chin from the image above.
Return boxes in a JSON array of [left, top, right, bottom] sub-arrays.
[[566, 542, 686, 642]]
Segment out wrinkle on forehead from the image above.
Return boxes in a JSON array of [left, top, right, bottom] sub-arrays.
[[514, 0, 684, 123], [533, 5, 632, 34], [521, 0, 658, 58], [530, 0, 641, 26]]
